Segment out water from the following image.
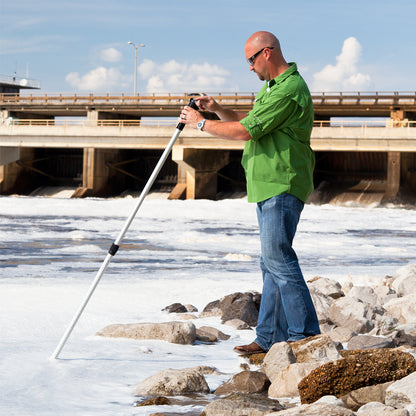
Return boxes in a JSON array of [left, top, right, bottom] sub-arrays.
[[0, 195, 415, 415]]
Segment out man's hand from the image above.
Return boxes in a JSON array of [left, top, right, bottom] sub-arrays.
[[178, 105, 202, 129], [194, 95, 221, 113]]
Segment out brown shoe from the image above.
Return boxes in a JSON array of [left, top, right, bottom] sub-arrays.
[[233, 342, 266, 355]]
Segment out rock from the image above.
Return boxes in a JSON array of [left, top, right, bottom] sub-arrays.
[[391, 263, 416, 296], [266, 402, 356, 415], [298, 348, 416, 404], [198, 326, 230, 341], [196, 328, 218, 343], [96, 321, 196, 344], [133, 368, 210, 396], [370, 313, 399, 336], [328, 296, 375, 333], [326, 327, 356, 344], [392, 324, 416, 347], [214, 371, 270, 395], [386, 370, 416, 408], [356, 401, 409, 415], [200, 292, 260, 326], [347, 334, 394, 350], [374, 285, 398, 305], [220, 292, 260, 326], [348, 286, 378, 305], [223, 319, 251, 330], [204, 393, 283, 416], [162, 303, 188, 313], [308, 276, 345, 299], [340, 381, 394, 411], [135, 396, 170, 406], [342, 281, 354, 295], [190, 365, 220, 375], [406, 404, 416, 416], [184, 304, 198, 312], [309, 287, 333, 324], [263, 342, 296, 382], [199, 299, 221, 318], [268, 362, 322, 398], [315, 395, 346, 407], [290, 334, 342, 363], [384, 295, 416, 325]]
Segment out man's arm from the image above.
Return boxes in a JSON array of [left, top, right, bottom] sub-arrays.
[[180, 96, 251, 141], [200, 119, 251, 141]]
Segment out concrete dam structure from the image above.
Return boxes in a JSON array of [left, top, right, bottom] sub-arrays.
[[1, 91, 416, 204]]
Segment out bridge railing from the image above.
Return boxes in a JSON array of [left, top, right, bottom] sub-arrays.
[[1, 92, 416, 106], [0, 92, 257, 105], [2, 118, 416, 128]]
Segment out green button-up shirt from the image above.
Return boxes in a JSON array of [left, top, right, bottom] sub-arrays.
[[240, 63, 315, 203]]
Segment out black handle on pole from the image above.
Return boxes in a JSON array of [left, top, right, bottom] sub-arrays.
[[176, 98, 199, 131]]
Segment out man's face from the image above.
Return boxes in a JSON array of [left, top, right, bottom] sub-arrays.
[[245, 44, 267, 81]]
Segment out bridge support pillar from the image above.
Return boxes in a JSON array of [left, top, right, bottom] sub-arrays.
[[0, 148, 34, 194], [72, 148, 123, 197], [383, 151, 401, 201], [171, 148, 229, 199]]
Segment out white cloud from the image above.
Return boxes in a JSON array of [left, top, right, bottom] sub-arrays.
[[65, 66, 128, 91], [100, 47, 122, 63], [138, 59, 230, 93], [312, 37, 371, 92]]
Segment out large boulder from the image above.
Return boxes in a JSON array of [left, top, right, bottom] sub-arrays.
[[328, 297, 375, 333], [263, 342, 296, 382], [309, 287, 333, 325], [384, 295, 416, 325], [133, 368, 209, 396], [204, 393, 283, 416], [298, 349, 416, 404], [200, 291, 260, 327], [347, 334, 394, 350], [307, 276, 344, 299], [96, 321, 196, 344], [347, 286, 378, 305], [391, 264, 416, 297], [340, 381, 394, 411], [290, 334, 342, 364], [355, 401, 408, 416], [268, 362, 322, 398], [266, 402, 356, 415], [385, 370, 416, 408], [214, 371, 270, 395]]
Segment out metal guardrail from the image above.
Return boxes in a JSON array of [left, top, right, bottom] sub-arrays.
[[0, 74, 41, 89], [1, 91, 416, 106], [2, 118, 415, 128], [0, 118, 175, 127]]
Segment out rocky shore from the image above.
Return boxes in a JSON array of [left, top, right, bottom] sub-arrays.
[[98, 263, 416, 415]]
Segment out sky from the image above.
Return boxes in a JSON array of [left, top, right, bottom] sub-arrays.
[[0, 0, 415, 95]]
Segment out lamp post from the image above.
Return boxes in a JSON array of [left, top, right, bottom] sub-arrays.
[[127, 41, 145, 95]]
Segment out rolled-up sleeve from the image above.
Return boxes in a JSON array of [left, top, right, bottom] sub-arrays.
[[240, 95, 300, 142]]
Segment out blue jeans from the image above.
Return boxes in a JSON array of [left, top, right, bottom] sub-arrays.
[[254, 193, 320, 351]]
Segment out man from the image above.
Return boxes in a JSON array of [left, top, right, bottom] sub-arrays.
[[179, 31, 320, 354]]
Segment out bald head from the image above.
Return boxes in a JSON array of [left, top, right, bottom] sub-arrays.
[[245, 31, 289, 80], [246, 31, 281, 51]]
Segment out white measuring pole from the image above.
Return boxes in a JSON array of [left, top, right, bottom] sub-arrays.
[[50, 99, 198, 359]]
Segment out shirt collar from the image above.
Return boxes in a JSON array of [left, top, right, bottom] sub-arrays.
[[269, 62, 297, 87]]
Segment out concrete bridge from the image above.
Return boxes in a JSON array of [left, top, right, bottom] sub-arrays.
[[1, 92, 416, 202]]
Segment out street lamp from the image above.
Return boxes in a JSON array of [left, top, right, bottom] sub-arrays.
[[127, 41, 145, 95]]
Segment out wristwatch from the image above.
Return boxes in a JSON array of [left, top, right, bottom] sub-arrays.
[[197, 118, 206, 131]]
